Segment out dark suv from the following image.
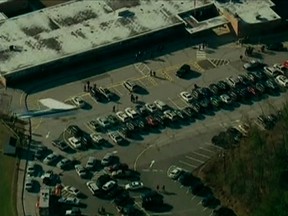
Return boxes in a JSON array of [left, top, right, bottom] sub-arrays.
[[176, 64, 191, 78]]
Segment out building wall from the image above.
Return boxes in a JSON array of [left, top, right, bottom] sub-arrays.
[[0, 0, 29, 14], [220, 7, 239, 36]]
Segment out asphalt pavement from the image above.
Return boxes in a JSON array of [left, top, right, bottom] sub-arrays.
[[9, 32, 288, 216]]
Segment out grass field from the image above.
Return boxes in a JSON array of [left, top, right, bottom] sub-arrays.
[[0, 125, 17, 216]]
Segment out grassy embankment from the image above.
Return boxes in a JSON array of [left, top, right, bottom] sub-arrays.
[[198, 103, 288, 216], [0, 124, 18, 216]]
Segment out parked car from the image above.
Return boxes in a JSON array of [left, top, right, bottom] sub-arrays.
[[266, 42, 286, 51], [86, 180, 101, 195], [63, 186, 81, 197], [226, 76, 240, 88], [263, 66, 283, 77], [86, 156, 96, 170], [102, 180, 117, 191], [125, 107, 139, 119], [34, 146, 48, 160], [87, 120, 103, 132], [75, 165, 87, 178], [243, 59, 264, 71], [66, 125, 82, 137], [145, 103, 158, 113], [154, 100, 169, 111], [176, 64, 191, 78], [123, 80, 137, 92], [101, 153, 119, 166], [273, 63, 287, 73], [27, 162, 35, 176], [57, 158, 72, 169], [109, 132, 125, 145], [68, 137, 82, 149], [99, 87, 113, 100], [163, 110, 178, 121], [71, 96, 85, 107], [116, 111, 130, 123], [125, 181, 144, 190], [43, 153, 58, 165], [97, 117, 111, 128], [180, 91, 193, 103], [168, 166, 183, 180], [90, 133, 106, 145], [58, 197, 80, 205], [25, 178, 34, 191], [52, 140, 69, 151], [275, 75, 288, 87], [220, 94, 232, 104]]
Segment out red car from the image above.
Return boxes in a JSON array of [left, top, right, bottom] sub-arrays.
[[146, 116, 159, 127], [284, 60, 288, 69]]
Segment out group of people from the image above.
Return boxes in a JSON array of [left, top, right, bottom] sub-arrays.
[[130, 93, 139, 103], [84, 80, 97, 92], [149, 70, 156, 77], [156, 185, 166, 191]]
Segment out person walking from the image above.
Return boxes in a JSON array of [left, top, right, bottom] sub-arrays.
[[153, 71, 156, 77], [156, 185, 160, 190], [112, 105, 116, 112], [131, 94, 135, 103], [162, 185, 166, 191], [150, 70, 153, 76], [135, 95, 138, 103]]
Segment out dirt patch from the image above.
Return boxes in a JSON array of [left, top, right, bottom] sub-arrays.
[[38, 37, 62, 51]]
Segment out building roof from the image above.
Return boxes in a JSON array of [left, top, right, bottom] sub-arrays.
[[217, 0, 281, 24], [0, 0, 211, 75]]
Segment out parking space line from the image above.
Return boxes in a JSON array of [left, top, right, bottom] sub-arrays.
[[202, 207, 207, 212], [161, 70, 173, 82], [168, 97, 184, 110], [191, 195, 197, 200], [185, 156, 205, 164], [88, 94, 98, 104], [110, 86, 123, 96], [179, 160, 197, 168], [199, 147, 215, 153], [193, 151, 210, 159], [177, 95, 190, 106], [135, 201, 151, 216]]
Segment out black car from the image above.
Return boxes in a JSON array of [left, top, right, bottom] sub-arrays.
[[141, 191, 163, 208], [114, 190, 132, 206], [176, 64, 191, 78], [190, 101, 201, 113], [264, 78, 279, 92], [135, 105, 149, 117], [178, 172, 195, 186], [249, 71, 267, 81], [66, 125, 82, 137], [87, 120, 104, 132], [208, 83, 219, 95], [35, 146, 49, 160], [52, 140, 69, 151], [216, 80, 230, 94], [182, 107, 197, 118], [202, 195, 220, 207]]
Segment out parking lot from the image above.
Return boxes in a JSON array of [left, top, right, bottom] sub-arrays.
[[16, 36, 288, 216]]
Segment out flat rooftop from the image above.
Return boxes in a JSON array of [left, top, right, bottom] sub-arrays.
[[217, 0, 281, 24], [0, 0, 211, 75]]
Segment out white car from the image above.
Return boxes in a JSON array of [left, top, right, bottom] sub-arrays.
[[263, 66, 283, 77], [71, 96, 85, 107], [108, 132, 124, 144], [86, 181, 100, 195], [102, 180, 117, 191], [58, 197, 80, 205], [226, 76, 239, 87], [43, 153, 58, 165], [168, 166, 183, 179], [220, 94, 232, 104], [180, 91, 193, 103], [75, 165, 86, 178], [63, 186, 81, 197], [68, 137, 82, 149], [275, 75, 288, 87], [145, 103, 157, 113], [163, 110, 178, 121], [116, 111, 130, 122], [86, 156, 96, 170], [154, 100, 169, 111], [125, 181, 144, 190], [243, 59, 263, 70], [25, 178, 33, 191], [273, 63, 287, 73], [90, 133, 105, 144], [236, 123, 250, 136], [125, 107, 139, 119], [27, 162, 35, 176], [96, 117, 111, 128]]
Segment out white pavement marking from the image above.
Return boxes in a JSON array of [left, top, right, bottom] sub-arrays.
[[191, 195, 197, 200], [168, 97, 182, 109], [193, 151, 210, 159], [112, 150, 118, 154], [197, 201, 202, 205], [111, 86, 123, 96], [142, 169, 150, 172], [202, 207, 207, 212], [179, 160, 197, 168], [185, 156, 205, 164], [134, 144, 153, 171], [186, 189, 190, 194], [152, 169, 158, 172], [149, 160, 155, 168], [199, 147, 215, 153], [45, 131, 50, 139], [135, 201, 150, 216]]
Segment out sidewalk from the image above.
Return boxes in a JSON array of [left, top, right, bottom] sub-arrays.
[[16, 157, 26, 216]]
